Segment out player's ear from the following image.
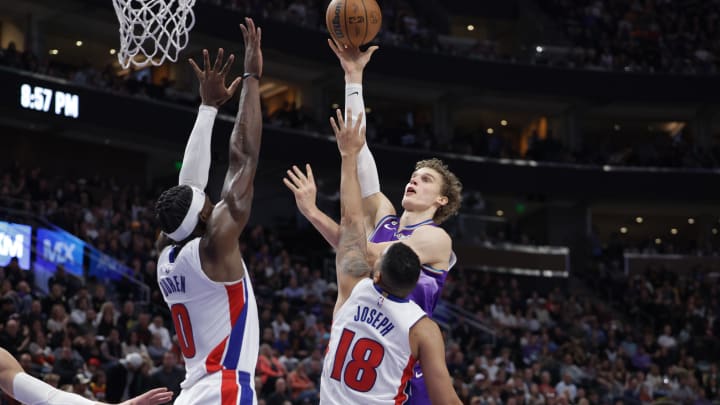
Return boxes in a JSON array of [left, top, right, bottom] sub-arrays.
[[436, 195, 448, 207], [199, 197, 212, 222]]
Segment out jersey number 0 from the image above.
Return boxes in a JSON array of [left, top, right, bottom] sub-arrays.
[[330, 328, 385, 392], [171, 303, 196, 358]]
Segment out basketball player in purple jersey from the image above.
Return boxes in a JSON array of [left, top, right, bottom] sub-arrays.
[[283, 40, 462, 404]]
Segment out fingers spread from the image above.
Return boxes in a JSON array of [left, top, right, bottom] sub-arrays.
[[336, 108, 345, 128], [220, 54, 235, 76], [213, 48, 224, 72], [203, 49, 211, 71], [282, 177, 298, 191], [330, 116, 340, 135], [228, 77, 242, 95], [188, 58, 202, 77], [292, 165, 307, 182], [305, 164, 314, 182], [286, 169, 302, 185]]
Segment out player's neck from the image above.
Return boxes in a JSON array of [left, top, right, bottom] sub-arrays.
[[399, 208, 435, 229]]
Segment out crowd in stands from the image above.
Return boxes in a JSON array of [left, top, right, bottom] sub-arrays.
[[0, 157, 719, 405], [538, 0, 720, 74], [4, 39, 719, 170]]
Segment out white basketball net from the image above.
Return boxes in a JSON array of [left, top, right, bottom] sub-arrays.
[[112, 0, 196, 68]]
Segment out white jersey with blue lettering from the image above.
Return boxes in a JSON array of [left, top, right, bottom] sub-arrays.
[[320, 278, 426, 405], [157, 238, 259, 405]]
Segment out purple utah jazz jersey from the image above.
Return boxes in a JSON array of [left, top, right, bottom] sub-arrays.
[[368, 215, 456, 316]]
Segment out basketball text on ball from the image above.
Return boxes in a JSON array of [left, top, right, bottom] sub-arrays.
[[332, 2, 344, 39], [326, 0, 382, 46]]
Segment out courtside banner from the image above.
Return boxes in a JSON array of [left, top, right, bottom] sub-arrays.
[[36, 228, 85, 276], [0, 221, 32, 270], [89, 252, 130, 281]]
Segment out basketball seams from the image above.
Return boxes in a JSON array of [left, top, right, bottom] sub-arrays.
[[360, 0, 369, 48]]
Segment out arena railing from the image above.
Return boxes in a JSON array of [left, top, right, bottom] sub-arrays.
[[2, 66, 720, 202]]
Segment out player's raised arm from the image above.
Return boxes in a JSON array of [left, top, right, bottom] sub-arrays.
[[332, 108, 372, 313], [202, 17, 262, 266], [283, 163, 342, 247], [328, 39, 395, 231], [411, 318, 463, 405], [0, 348, 173, 405], [180, 48, 241, 190]]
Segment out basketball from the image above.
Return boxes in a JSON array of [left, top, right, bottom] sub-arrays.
[[325, 0, 382, 48]]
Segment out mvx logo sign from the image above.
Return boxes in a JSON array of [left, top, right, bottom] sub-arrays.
[[0, 221, 31, 270], [36, 228, 85, 276]]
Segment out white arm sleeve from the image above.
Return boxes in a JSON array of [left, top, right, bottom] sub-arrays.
[[345, 83, 380, 198], [178, 105, 218, 188], [13, 372, 95, 405]]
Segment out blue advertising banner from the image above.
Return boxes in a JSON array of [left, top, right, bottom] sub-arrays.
[[36, 228, 85, 276], [89, 252, 131, 281], [0, 221, 32, 270]]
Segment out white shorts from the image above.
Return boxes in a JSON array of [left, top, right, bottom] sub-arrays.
[[174, 370, 257, 405]]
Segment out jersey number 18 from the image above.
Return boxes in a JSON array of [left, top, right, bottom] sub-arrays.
[[330, 328, 385, 392]]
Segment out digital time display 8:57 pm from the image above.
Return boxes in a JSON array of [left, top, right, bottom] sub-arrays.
[[19, 83, 79, 118]]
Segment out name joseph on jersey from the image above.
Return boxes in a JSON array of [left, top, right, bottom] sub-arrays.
[[158, 275, 186, 297], [354, 305, 395, 336]]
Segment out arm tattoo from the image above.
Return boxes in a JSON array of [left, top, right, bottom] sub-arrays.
[[337, 218, 371, 278]]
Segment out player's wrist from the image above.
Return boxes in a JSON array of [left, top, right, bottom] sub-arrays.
[[199, 103, 220, 111], [303, 205, 321, 220], [345, 71, 363, 84]]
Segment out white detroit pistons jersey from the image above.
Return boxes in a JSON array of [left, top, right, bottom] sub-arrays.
[[320, 278, 426, 405], [158, 238, 259, 405]]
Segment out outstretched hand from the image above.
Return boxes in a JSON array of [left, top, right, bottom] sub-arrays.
[[240, 17, 263, 78], [328, 38, 379, 81], [189, 48, 241, 108], [283, 164, 318, 217], [118, 387, 174, 405], [330, 108, 365, 158]]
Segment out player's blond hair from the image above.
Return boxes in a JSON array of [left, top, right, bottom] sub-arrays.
[[415, 158, 462, 224]]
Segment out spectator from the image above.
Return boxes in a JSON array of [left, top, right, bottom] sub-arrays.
[[148, 315, 172, 351], [286, 359, 318, 404], [149, 351, 184, 402], [555, 372, 577, 401], [256, 344, 287, 396], [266, 377, 292, 405]]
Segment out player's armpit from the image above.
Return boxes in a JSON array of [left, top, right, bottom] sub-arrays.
[[412, 318, 462, 405]]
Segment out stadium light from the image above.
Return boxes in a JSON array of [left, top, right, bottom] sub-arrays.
[[500, 120, 508, 126], [655, 238, 662, 245], [671, 228, 678, 235], [486, 128, 494, 134], [614, 124, 621, 131], [688, 218, 695, 224], [496, 210, 504, 217], [467, 25, 475, 31], [49, 49, 59, 55], [110, 49, 117, 55], [713, 228, 718, 235], [620, 227, 628, 234], [76, 40, 83, 47], [536, 46, 543, 53], [635, 216, 643, 224]]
